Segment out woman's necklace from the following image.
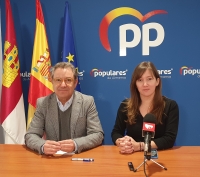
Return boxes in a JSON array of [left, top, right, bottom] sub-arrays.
[[147, 105, 151, 114]]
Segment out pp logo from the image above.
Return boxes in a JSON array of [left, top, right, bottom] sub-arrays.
[[99, 7, 167, 56]]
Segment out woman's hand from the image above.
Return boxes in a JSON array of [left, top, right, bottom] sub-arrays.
[[116, 136, 134, 154], [116, 136, 141, 154]]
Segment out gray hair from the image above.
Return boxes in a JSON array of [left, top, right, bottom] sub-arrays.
[[50, 62, 78, 80]]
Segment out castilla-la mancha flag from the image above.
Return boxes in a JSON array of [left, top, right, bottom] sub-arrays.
[[0, 0, 26, 144], [27, 0, 53, 128]]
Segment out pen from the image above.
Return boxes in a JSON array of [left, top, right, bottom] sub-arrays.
[[71, 158, 94, 162]]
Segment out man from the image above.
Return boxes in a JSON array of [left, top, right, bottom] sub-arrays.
[[25, 62, 104, 155]]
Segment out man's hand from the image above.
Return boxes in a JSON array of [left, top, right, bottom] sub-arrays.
[[43, 140, 61, 155], [58, 139, 75, 153]]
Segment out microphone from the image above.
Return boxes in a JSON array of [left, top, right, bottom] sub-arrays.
[[134, 113, 167, 172], [142, 113, 156, 154]]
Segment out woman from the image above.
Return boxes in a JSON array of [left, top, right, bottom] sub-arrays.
[[111, 61, 179, 154]]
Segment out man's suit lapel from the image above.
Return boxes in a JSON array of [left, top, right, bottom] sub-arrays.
[[48, 93, 59, 140], [71, 91, 82, 138]]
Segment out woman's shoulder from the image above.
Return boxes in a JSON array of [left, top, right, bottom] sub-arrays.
[[121, 98, 129, 105], [163, 96, 179, 108], [118, 98, 129, 109]]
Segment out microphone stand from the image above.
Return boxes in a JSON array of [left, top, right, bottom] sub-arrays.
[[134, 143, 167, 176]]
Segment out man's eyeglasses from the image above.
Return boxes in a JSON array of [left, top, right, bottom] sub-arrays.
[[53, 78, 74, 85]]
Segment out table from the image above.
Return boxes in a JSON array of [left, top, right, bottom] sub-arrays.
[[0, 145, 200, 177]]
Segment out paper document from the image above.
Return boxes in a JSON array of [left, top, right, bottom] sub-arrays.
[[53, 150, 75, 157]]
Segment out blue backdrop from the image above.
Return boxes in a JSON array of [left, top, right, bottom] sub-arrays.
[[1, 0, 200, 146]]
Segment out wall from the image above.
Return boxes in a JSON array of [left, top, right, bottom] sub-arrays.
[[1, 0, 200, 145]]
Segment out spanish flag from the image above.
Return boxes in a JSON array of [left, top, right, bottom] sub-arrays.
[[0, 0, 26, 144], [27, 0, 53, 128]]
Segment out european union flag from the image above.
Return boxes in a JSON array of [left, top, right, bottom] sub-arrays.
[[62, 1, 81, 91]]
